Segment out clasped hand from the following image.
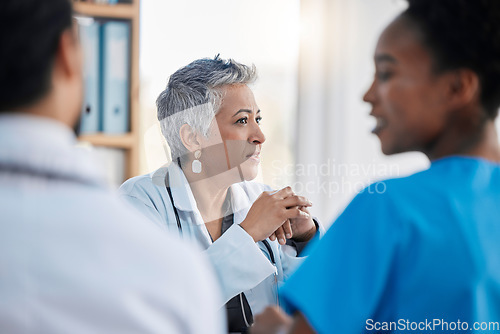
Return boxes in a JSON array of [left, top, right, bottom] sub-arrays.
[[240, 187, 315, 244]]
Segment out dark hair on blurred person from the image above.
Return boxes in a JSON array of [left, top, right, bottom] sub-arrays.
[[0, 0, 73, 111], [402, 0, 500, 118]]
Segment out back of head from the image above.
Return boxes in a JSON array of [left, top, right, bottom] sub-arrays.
[[0, 0, 73, 112], [402, 0, 500, 118], [157, 55, 257, 161]]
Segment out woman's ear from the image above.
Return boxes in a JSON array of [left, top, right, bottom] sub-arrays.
[[179, 124, 201, 153], [447, 69, 480, 109]]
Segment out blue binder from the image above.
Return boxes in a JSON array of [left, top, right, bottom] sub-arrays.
[[79, 20, 100, 134], [101, 21, 130, 134]]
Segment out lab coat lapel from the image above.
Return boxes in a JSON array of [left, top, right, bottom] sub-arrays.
[[229, 182, 253, 225]]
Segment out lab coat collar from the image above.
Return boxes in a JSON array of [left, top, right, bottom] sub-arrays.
[[228, 182, 255, 226], [0, 113, 105, 186], [228, 182, 253, 214], [164, 162, 254, 217], [165, 162, 202, 213]]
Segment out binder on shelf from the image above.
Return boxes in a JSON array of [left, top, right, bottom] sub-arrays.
[[101, 21, 130, 134], [78, 19, 101, 134]]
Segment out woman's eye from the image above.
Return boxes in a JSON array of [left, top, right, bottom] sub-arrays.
[[256, 116, 262, 124], [235, 117, 248, 124], [376, 71, 393, 81]]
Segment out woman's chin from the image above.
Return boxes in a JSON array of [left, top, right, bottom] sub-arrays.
[[240, 162, 259, 181]]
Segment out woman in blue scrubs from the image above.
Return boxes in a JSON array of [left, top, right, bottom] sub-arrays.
[[252, 0, 500, 333], [120, 56, 321, 333]]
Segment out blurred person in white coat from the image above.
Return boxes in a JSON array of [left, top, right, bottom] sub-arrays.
[[0, 0, 225, 333]]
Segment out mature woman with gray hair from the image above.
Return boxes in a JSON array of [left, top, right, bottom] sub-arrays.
[[120, 56, 321, 333]]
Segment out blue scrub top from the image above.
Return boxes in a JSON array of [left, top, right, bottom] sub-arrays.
[[280, 156, 500, 334]]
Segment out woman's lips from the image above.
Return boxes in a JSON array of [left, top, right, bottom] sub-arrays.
[[372, 116, 388, 134], [246, 151, 261, 162]]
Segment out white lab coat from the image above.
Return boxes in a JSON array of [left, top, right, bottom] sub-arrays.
[[120, 161, 319, 316], [0, 114, 225, 334]]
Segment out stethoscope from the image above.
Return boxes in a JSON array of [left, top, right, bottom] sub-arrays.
[[165, 180, 183, 236], [165, 171, 280, 327]]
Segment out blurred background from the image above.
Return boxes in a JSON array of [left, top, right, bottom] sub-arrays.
[[137, 0, 430, 225]]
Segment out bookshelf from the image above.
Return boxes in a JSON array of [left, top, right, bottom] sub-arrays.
[[74, 0, 140, 181]]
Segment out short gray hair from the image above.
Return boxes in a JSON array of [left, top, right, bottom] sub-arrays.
[[157, 55, 257, 161]]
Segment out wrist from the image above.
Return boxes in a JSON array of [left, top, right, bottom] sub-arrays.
[[239, 221, 258, 242], [291, 220, 318, 243]]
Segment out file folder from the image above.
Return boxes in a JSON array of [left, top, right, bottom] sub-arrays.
[[79, 20, 100, 134], [101, 21, 130, 134]]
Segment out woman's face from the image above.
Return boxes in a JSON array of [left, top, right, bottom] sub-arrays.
[[199, 84, 265, 181], [363, 17, 452, 156]]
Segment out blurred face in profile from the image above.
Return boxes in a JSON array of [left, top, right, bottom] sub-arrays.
[[197, 84, 265, 181], [363, 16, 453, 156]]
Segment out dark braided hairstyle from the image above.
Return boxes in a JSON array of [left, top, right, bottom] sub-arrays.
[[402, 0, 500, 118]]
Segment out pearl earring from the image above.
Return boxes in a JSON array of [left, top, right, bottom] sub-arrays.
[[192, 150, 202, 174]]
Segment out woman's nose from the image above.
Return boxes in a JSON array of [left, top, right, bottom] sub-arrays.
[[250, 123, 266, 145], [363, 80, 376, 104]]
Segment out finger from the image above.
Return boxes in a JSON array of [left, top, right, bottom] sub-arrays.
[[269, 232, 277, 242], [291, 207, 310, 222], [282, 195, 312, 208], [275, 226, 286, 245], [299, 206, 310, 214], [282, 219, 292, 239], [285, 207, 310, 220], [270, 186, 294, 199]]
